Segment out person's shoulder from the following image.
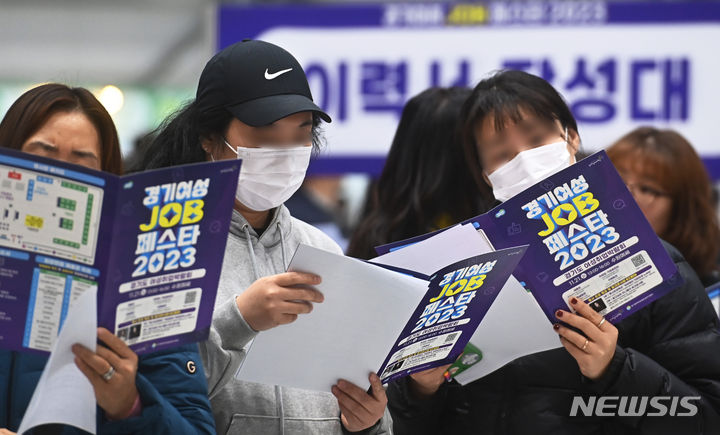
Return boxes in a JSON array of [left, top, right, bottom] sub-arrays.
[[138, 343, 201, 366], [659, 239, 685, 264], [289, 216, 344, 255]]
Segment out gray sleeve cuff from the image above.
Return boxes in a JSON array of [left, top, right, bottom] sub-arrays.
[[199, 296, 258, 399], [214, 295, 259, 346]]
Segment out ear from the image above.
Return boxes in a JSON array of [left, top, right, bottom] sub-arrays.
[[567, 128, 581, 159], [482, 171, 492, 188], [200, 139, 214, 162]]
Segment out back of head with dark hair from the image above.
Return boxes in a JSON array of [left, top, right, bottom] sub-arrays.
[[131, 102, 325, 173], [0, 83, 123, 175], [459, 70, 579, 191], [347, 87, 492, 259], [131, 102, 232, 172]]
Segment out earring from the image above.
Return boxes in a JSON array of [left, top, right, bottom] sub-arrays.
[[203, 147, 215, 162]]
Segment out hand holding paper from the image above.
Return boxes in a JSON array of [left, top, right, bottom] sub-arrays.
[[332, 373, 388, 432], [554, 297, 619, 380], [72, 327, 140, 420], [406, 364, 451, 399], [235, 272, 324, 331]]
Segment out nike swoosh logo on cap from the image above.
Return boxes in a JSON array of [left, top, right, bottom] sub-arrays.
[[264, 68, 293, 80]]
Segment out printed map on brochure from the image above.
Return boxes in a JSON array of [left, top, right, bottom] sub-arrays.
[[0, 147, 240, 355]]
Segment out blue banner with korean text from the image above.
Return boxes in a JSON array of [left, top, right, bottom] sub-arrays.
[[219, 2, 720, 179]]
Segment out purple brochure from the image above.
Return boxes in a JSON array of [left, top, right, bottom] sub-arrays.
[[0, 147, 239, 355], [376, 151, 681, 324], [376, 245, 527, 384]]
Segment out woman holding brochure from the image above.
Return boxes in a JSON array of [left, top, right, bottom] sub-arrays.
[[386, 71, 720, 434], [136, 40, 391, 434], [0, 84, 215, 433]]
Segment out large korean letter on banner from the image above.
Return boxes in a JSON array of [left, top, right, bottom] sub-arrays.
[[219, 2, 720, 178]]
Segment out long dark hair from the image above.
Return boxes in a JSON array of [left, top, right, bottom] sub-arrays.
[[0, 83, 123, 175], [132, 101, 325, 172], [608, 127, 720, 281], [460, 70, 579, 198], [347, 87, 491, 259]]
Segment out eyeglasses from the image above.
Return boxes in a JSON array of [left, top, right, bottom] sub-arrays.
[[625, 182, 670, 206]]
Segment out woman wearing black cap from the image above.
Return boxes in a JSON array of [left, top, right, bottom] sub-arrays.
[[136, 40, 391, 435]]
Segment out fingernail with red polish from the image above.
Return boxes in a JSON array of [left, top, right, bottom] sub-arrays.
[[570, 297, 578, 305], [553, 324, 560, 331], [555, 310, 563, 318]]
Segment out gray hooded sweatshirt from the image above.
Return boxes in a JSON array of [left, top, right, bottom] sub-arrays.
[[199, 205, 393, 435]]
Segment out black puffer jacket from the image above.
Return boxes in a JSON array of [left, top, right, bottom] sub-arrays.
[[387, 241, 720, 434]]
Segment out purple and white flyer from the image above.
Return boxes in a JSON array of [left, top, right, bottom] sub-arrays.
[[377, 151, 682, 325], [0, 147, 239, 355]]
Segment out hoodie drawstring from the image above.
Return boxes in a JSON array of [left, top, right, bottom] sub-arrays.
[[243, 224, 260, 282], [277, 221, 288, 269], [245, 221, 287, 434]]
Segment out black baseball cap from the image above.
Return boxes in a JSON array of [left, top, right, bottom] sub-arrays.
[[196, 39, 331, 126]]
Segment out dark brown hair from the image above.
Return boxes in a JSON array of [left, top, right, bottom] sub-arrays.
[[347, 87, 489, 260], [460, 70, 579, 199], [608, 127, 720, 279], [0, 83, 123, 175]]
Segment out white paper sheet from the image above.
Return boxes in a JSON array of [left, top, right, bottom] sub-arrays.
[[236, 244, 429, 391], [371, 224, 561, 385], [18, 287, 98, 434], [370, 224, 477, 273]]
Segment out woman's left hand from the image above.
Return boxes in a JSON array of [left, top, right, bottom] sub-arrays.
[[72, 327, 140, 420], [332, 373, 387, 432], [554, 297, 618, 380]]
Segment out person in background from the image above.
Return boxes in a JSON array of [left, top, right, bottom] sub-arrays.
[[285, 176, 349, 251], [386, 70, 720, 435], [136, 40, 392, 434], [0, 84, 215, 434], [347, 87, 489, 260], [608, 127, 720, 286]]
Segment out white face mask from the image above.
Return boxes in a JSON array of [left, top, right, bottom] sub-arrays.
[[487, 130, 574, 202], [224, 140, 312, 211]]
